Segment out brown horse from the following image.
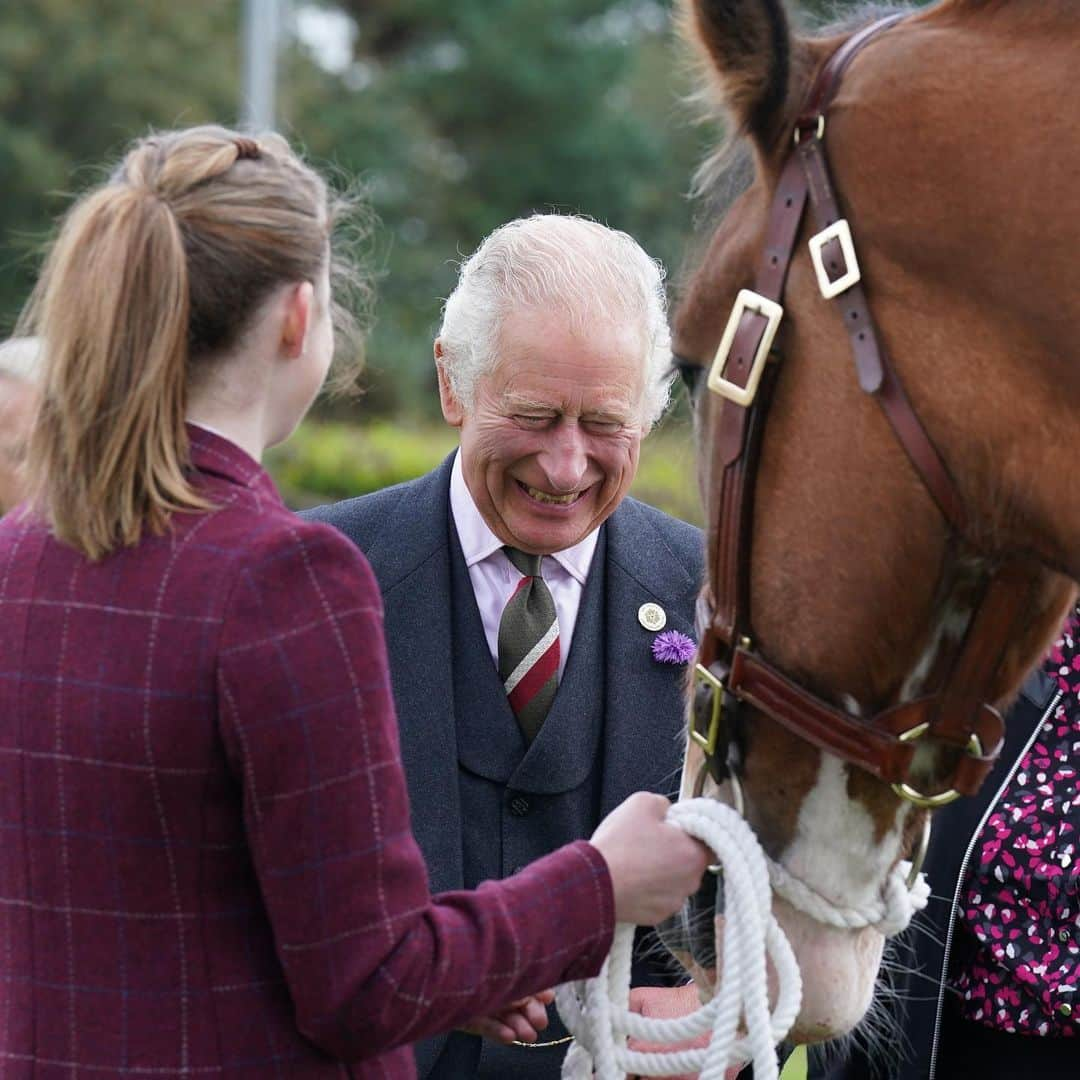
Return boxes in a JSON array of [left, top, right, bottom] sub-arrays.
[[668, 0, 1080, 1046]]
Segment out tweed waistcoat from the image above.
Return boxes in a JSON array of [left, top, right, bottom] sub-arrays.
[[453, 524, 607, 882]]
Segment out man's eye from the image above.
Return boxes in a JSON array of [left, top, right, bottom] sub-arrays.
[[514, 415, 552, 428], [583, 419, 622, 434]]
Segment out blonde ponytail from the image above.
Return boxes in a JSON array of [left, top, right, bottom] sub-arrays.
[[19, 125, 352, 559], [25, 183, 199, 559]]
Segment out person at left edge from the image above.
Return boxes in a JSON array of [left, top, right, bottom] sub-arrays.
[[305, 214, 705, 1080], [0, 336, 40, 515]]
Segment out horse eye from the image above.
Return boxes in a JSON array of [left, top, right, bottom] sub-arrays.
[[670, 354, 704, 397]]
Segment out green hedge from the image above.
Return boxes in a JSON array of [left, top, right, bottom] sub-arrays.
[[266, 418, 703, 526]]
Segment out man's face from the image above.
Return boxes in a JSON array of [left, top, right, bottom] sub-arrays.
[[0, 375, 36, 514], [439, 307, 648, 554]]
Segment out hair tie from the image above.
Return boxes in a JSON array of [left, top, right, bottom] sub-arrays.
[[233, 137, 261, 161]]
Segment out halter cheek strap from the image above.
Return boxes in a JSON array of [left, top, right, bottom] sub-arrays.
[[691, 14, 1035, 805]]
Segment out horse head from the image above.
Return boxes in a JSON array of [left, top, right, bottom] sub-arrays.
[[666, 0, 1080, 1045]]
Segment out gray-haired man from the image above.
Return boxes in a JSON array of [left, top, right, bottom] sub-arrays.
[[307, 215, 703, 1079]]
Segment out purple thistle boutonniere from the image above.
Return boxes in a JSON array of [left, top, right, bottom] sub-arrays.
[[651, 630, 696, 665]]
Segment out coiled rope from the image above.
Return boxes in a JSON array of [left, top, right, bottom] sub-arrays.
[[557, 797, 929, 1080]]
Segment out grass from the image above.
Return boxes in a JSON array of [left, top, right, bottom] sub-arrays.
[[781, 1045, 809, 1080]]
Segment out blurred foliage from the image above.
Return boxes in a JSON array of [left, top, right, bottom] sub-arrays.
[[0, 0, 242, 330], [289, 0, 710, 415], [0, 0, 878, 421], [0, 0, 881, 517], [266, 417, 458, 507], [0, 0, 716, 415], [266, 410, 704, 525]]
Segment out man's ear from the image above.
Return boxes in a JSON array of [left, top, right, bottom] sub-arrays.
[[280, 282, 314, 359], [434, 340, 464, 427]]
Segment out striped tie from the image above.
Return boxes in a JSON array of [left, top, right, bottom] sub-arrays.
[[499, 547, 560, 743]]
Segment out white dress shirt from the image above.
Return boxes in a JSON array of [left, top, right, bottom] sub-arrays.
[[449, 451, 600, 680]]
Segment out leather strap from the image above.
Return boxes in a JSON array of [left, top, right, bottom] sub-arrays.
[[795, 133, 967, 531], [795, 12, 907, 134], [709, 152, 807, 649]]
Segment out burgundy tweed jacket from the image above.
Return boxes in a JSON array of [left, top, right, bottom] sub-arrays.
[[0, 427, 614, 1078]]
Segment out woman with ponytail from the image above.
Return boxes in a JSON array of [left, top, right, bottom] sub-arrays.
[[0, 126, 706, 1078]]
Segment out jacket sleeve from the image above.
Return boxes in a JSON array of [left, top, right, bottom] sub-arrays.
[[215, 518, 613, 1061]]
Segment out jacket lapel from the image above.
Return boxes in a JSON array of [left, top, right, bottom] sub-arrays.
[[363, 457, 464, 895], [600, 499, 701, 816]]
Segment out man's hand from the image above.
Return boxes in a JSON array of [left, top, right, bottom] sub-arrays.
[[627, 985, 744, 1080], [460, 989, 555, 1044]]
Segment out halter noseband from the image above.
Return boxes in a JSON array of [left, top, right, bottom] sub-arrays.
[[687, 15, 1036, 808]]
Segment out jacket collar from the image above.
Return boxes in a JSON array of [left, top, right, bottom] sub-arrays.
[[185, 423, 281, 504], [362, 454, 457, 591]]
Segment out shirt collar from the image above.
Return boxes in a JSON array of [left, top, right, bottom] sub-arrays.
[[449, 450, 599, 584]]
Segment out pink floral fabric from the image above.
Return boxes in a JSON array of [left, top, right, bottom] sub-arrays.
[[955, 607, 1080, 1035]]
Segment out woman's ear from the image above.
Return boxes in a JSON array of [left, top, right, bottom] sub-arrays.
[[434, 340, 464, 427], [280, 282, 315, 359]]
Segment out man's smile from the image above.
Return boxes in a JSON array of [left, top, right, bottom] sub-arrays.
[[517, 480, 589, 507]]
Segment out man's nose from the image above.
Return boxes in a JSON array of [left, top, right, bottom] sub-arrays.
[[537, 422, 588, 492]]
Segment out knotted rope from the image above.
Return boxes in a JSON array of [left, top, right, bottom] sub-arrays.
[[768, 853, 929, 939], [557, 797, 929, 1080]]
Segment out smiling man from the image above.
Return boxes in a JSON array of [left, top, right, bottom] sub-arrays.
[[306, 215, 703, 1079]]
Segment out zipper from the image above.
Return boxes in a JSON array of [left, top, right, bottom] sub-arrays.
[[927, 688, 1062, 1078]]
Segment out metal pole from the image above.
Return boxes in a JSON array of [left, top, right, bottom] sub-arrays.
[[242, 0, 280, 131]]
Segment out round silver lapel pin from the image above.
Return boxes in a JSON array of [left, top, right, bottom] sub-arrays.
[[637, 602, 667, 632]]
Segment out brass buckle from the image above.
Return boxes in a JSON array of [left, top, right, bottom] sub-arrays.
[[706, 289, 783, 408], [808, 218, 861, 299], [890, 722, 984, 809], [690, 662, 724, 758]]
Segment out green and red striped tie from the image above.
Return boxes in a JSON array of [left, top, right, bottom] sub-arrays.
[[498, 547, 560, 743]]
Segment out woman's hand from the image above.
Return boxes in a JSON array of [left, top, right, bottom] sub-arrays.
[[590, 792, 710, 925]]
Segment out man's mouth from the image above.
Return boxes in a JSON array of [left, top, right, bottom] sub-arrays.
[[518, 481, 585, 506]]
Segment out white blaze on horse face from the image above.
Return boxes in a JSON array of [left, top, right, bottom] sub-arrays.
[[775, 753, 907, 1039], [675, 739, 909, 1038]]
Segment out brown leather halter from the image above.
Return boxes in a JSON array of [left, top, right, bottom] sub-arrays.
[[686, 15, 1037, 808]]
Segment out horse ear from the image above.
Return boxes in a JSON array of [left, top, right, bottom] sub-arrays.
[[678, 0, 811, 151]]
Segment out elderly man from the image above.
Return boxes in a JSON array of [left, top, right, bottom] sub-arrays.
[[0, 337, 40, 514], [307, 215, 702, 1079]]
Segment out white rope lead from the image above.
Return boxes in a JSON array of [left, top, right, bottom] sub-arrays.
[[557, 799, 801, 1080], [557, 797, 930, 1080]]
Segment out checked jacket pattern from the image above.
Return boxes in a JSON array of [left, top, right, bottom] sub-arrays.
[[0, 426, 614, 1079]]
